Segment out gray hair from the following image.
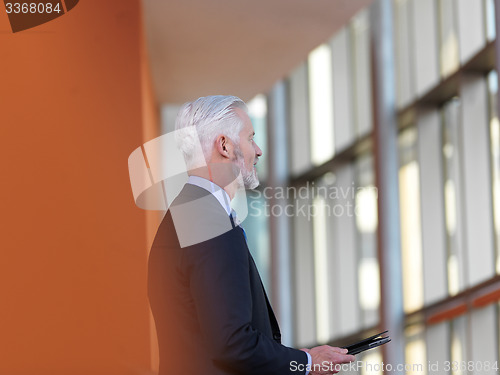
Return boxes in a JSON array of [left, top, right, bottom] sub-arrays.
[[175, 95, 247, 169]]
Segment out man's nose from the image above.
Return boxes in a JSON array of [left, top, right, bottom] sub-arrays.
[[255, 143, 263, 157]]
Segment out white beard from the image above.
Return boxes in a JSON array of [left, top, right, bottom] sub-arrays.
[[234, 148, 259, 190]]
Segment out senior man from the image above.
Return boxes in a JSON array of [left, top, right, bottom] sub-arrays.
[[148, 95, 354, 375]]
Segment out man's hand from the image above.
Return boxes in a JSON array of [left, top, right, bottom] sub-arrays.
[[301, 345, 355, 375]]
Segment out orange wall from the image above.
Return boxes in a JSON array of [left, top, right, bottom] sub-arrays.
[[0, 1, 158, 374]]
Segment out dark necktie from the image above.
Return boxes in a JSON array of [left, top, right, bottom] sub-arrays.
[[230, 209, 247, 242]]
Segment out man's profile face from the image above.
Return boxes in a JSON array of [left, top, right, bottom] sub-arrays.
[[233, 108, 263, 189]]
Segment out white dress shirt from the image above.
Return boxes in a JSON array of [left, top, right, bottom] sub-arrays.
[[187, 175, 232, 215]]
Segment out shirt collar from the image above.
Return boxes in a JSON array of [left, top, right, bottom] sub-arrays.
[[187, 175, 232, 216]]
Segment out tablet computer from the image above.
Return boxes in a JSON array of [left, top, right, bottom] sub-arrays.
[[343, 330, 391, 355]]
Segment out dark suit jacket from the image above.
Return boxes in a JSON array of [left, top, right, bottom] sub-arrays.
[[148, 183, 307, 375]]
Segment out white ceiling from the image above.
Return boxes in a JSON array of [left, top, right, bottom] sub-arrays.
[[142, 0, 373, 105]]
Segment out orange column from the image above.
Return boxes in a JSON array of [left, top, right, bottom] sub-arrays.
[[0, 1, 157, 374], [139, 5, 161, 372]]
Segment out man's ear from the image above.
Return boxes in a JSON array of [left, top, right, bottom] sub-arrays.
[[215, 135, 231, 159]]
